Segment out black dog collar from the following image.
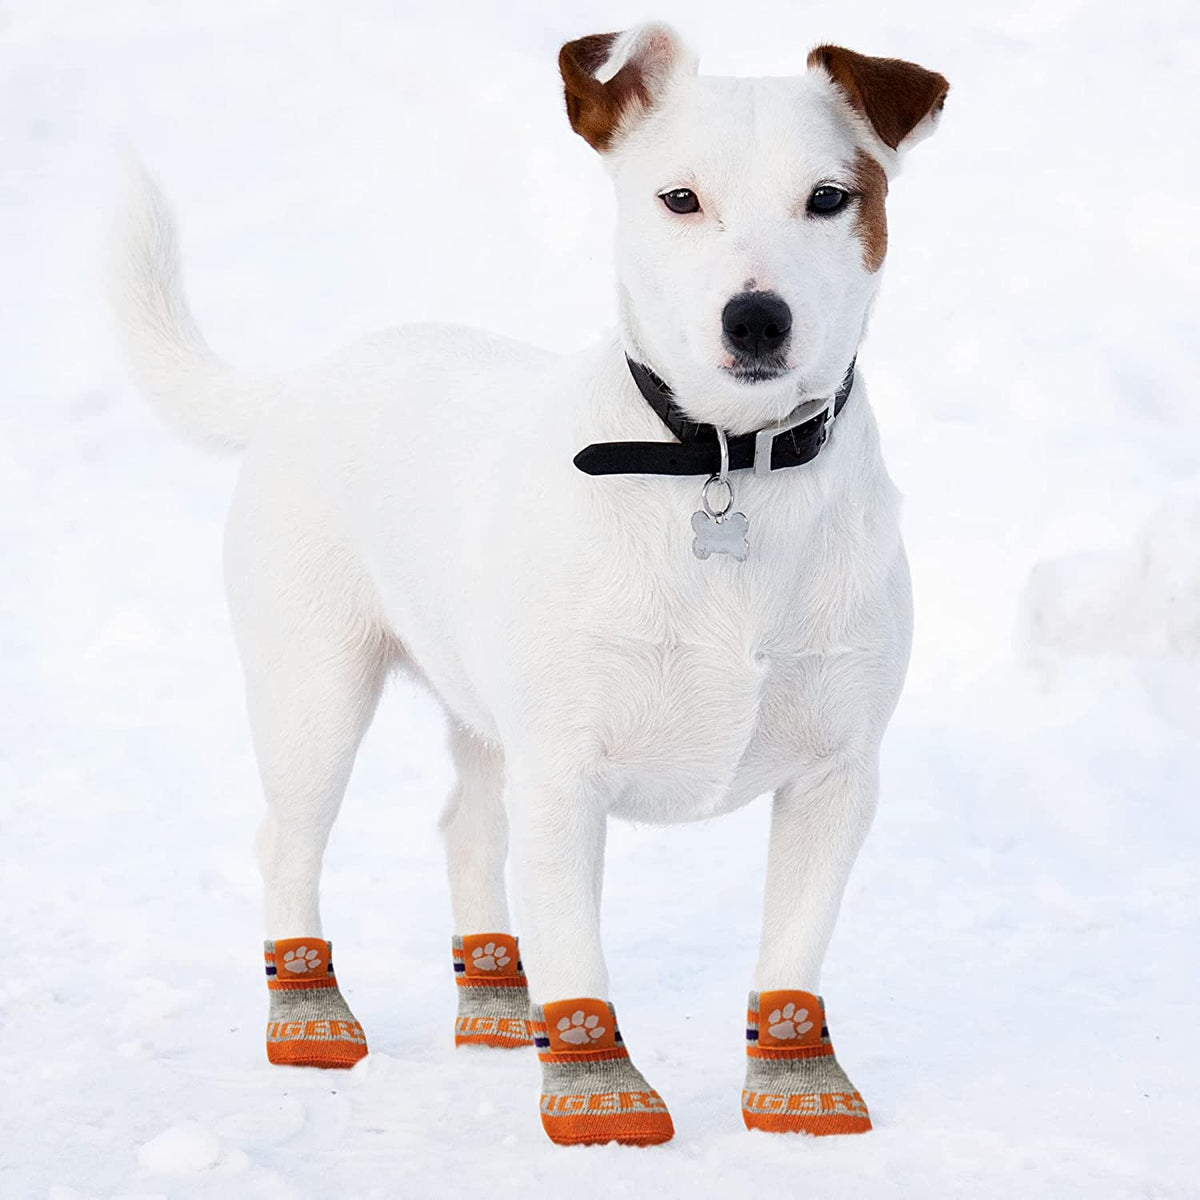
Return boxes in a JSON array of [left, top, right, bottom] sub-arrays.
[[573, 357, 856, 478]]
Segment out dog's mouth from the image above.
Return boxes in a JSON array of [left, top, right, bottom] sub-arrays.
[[723, 360, 792, 385]]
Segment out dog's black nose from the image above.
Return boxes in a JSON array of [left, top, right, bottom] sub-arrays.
[[721, 292, 792, 359]]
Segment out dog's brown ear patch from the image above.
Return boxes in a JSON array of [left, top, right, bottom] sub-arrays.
[[560, 25, 691, 152], [808, 45, 948, 151]]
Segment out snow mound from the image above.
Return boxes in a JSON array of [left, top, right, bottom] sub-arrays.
[[1023, 494, 1200, 659], [137, 1122, 223, 1176]]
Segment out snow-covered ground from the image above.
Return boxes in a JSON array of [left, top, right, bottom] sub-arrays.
[[3, 2, 1198, 1196]]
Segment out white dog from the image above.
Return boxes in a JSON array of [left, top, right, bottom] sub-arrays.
[[115, 24, 947, 1146]]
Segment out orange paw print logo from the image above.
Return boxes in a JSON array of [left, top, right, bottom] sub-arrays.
[[557, 1010, 606, 1045], [766, 1001, 813, 1040], [282, 945, 322, 974], [470, 941, 511, 971]]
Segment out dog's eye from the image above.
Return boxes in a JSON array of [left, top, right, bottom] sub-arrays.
[[660, 188, 700, 215], [807, 186, 850, 216]]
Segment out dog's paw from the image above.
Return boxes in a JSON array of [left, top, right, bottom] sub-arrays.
[[556, 1010, 606, 1045], [766, 1001, 813, 1040], [470, 941, 512, 972], [282, 945, 322, 975]]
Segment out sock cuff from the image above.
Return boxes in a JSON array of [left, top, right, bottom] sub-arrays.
[[264, 938, 338, 991], [531, 998, 629, 1064], [452, 933, 527, 988], [746, 989, 833, 1059]]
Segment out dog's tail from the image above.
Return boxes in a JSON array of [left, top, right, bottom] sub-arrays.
[[110, 163, 278, 453]]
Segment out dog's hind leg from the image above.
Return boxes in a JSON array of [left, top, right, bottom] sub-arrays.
[[225, 469, 392, 1069], [441, 729, 533, 1047]]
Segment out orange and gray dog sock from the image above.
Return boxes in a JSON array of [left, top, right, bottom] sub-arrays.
[[531, 998, 674, 1146], [452, 933, 534, 1047], [742, 989, 871, 1135], [263, 938, 367, 1069]]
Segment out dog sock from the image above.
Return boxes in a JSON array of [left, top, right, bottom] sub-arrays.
[[742, 989, 871, 1135], [263, 938, 368, 1068], [452, 933, 534, 1048], [531, 998, 674, 1146]]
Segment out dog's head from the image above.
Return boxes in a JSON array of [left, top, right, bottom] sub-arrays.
[[560, 26, 948, 433]]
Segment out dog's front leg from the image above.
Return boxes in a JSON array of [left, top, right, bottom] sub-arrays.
[[743, 754, 878, 1136], [508, 775, 674, 1146]]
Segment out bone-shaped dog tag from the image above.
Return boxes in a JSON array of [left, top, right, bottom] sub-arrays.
[[692, 427, 749, 561], [691, 509, 749, 561]]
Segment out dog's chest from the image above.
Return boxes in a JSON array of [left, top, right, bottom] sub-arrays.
[[546, 466, 897, 822], [580, 591, 856, 823], [601, 651, 768, 812]]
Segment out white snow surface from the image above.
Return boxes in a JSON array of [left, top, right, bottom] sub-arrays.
[[3, 2, 1199, 1197]]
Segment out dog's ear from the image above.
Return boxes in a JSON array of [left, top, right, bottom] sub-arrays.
[[559, 24, 696, 152], [807, 46, 948, 152]]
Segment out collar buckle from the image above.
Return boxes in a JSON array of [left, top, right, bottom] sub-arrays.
[[752, 394, 837, 478]]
